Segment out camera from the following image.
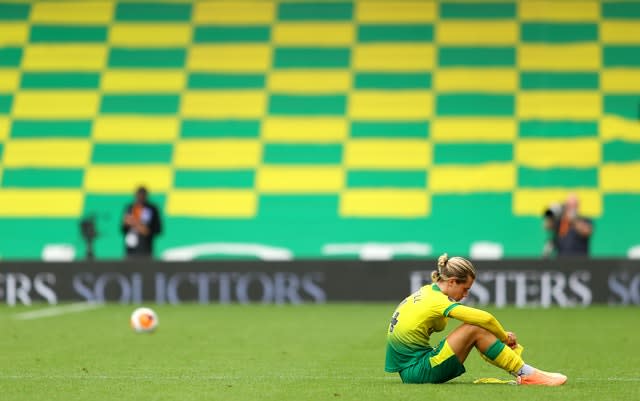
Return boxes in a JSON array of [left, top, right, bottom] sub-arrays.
[[543, 203, 562, 220], [80, 215, 98, 260]]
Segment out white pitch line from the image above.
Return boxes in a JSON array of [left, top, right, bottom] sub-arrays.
[[13, 302, 103, 320], [577, 377, 640, 382], [0, 374, 637, 382], [0, 374, 399, 381]]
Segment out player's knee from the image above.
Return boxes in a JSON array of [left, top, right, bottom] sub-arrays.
[[460, 323, 489, 338], [460, 323, 479, 332]]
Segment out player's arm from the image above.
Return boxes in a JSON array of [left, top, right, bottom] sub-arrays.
[[447, 304, 509, 342]]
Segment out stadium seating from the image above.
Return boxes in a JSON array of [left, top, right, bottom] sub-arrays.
[[0, 1, 639, 259]]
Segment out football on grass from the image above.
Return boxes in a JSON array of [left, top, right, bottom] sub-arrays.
[[130, 307, 158, 333]]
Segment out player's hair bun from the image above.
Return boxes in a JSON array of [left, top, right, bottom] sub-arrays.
[[437, 253, 449, 270], [431, 253, 449, 283]]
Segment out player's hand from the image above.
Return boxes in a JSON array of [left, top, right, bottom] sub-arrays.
[[506, 331, 518, 348]]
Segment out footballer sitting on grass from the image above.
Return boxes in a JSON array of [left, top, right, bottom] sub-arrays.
[[385, 253, 567, 386]]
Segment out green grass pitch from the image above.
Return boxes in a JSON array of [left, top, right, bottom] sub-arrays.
[[1, 304, 638, 401]]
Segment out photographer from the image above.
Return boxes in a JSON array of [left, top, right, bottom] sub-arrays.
[[543, 194, 593, 257]]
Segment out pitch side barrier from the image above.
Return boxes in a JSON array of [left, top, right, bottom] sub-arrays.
[[0, 259, 638, 307]]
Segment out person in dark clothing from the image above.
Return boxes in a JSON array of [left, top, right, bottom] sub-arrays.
[[543, 193, 593, 257], [121, 186, 162, 258]]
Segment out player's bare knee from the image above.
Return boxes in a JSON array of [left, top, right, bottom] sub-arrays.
[[460, 323, 481, 335], [460, 323, 489, 339]]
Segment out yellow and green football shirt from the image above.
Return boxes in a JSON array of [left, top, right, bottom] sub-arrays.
[[385, 284, 459, 372], [385, 283, 509, 372]]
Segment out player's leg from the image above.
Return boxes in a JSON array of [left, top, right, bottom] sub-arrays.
[[445, 323, 512, 365], [479, 343, 523, 368], [399, 338, 466, 384], [401, 324, 510, 384], [446, 324, 567, 386]]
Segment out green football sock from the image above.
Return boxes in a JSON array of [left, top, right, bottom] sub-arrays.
[[482, 340, 525, 375]]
